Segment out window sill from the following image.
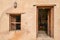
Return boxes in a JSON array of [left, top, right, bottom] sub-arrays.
[[9, 30, 21, 32]]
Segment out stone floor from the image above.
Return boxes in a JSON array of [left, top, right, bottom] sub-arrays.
[[37, 31, 54, 40]]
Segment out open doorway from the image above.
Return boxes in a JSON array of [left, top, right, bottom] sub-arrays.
[[37, 6, 54, 38], [38, 9, 49, 34]]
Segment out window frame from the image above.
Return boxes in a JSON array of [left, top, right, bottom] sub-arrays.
[[9, 14, 21, 31]]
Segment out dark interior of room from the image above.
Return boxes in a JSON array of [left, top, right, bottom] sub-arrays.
[[38, 9, 49, 33]]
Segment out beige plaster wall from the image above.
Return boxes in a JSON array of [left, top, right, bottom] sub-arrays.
[[0, 0, 60, 40], [0, 0, 36, 40]]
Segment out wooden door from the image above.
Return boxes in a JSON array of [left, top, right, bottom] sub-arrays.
[[48, 7, 54, 37], [48, 9, 51, 37]]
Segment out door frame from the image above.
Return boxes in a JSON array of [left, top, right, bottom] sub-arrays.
[[36, 5, 54, 38]]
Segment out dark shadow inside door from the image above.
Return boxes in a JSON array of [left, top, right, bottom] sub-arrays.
[[38, 9, 50, 34]]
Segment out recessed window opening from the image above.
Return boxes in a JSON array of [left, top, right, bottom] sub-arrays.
[[10, 14, 21, 31]]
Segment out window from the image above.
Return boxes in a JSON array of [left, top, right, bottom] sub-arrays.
[[9, 14, 21, 31]]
